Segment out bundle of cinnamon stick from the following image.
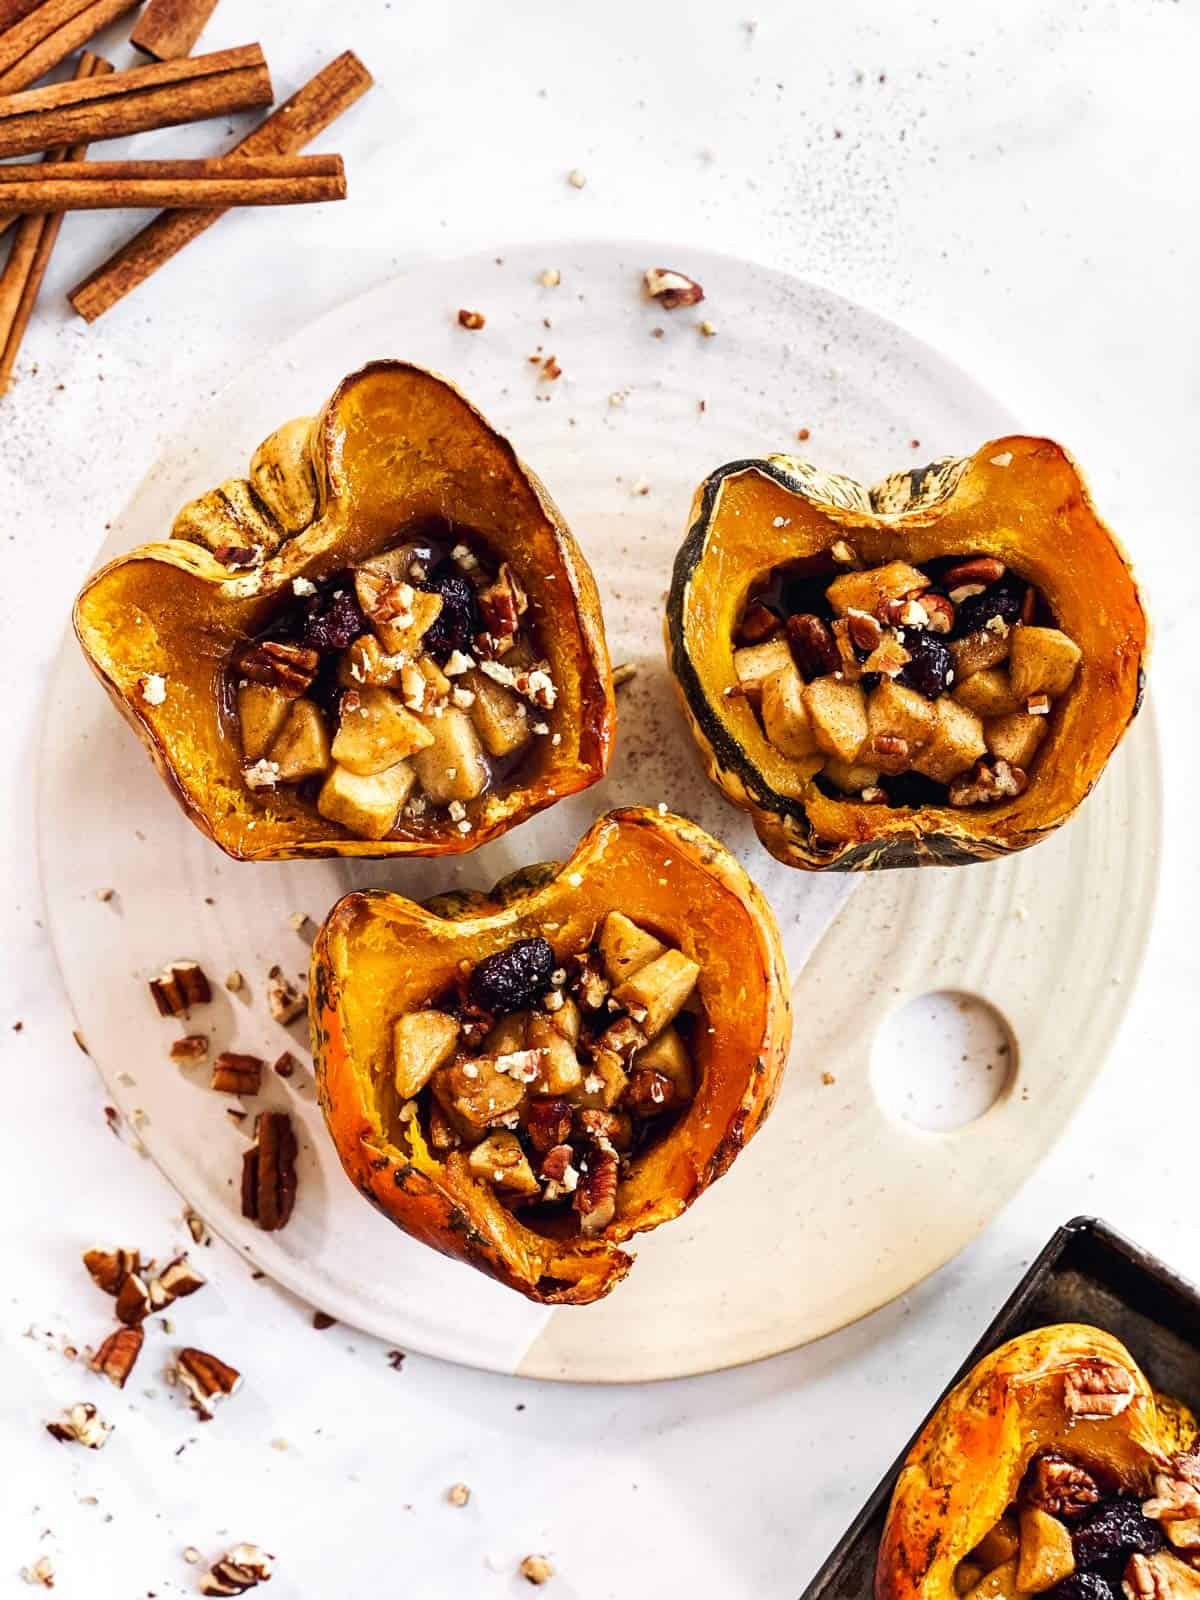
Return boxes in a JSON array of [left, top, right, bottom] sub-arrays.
[[0, 0, 373, 390]]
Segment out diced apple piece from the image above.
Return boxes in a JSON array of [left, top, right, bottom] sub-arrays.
[[804, 676, 869, 763], [419, 656, 451, 697], [823, 757, 882, 793], [549, 994, 581, 1046], [375, 589, 444, 660], [576, 1053, 629, 1110], [826, 560, 927, 617], [238, 681, 291, 760], [1016, 1508, 1075, 1594], [952, 626, 1011, 680], [463, 668, 532, 757], [634, 1025, 695, 1103], [953, 667, 1023, 718], [317, 760, 414, 840], [466, 1131, 541, 1197], [733, 635, 794, 702], [332, 687, 434, 776], [956, 1566, 985, 1597], [393, 1009, 460, 1099], [1009, 626, 1082, 700], [270, 698, 332, 782], [912, 697, 987, 784], [432, 1059, 525, 1132], [482, 1011, 529, 1056], [526, 1013, 583, 1095], [963, 1560, 1023, 1600], [867, 679, 938, 747], [338, 634, 403, 690], [411, 706, 489, 802], [613, 949, 700, 1039], [973, 1516, 1019, 1571], [599, 912, 667, 986], [985, 711, 1047, 770], [761, 662, 820, 757]]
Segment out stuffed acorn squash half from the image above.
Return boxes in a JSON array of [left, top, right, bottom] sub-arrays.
[[666, 438, 1147, 868], [74, 361, 615, 859], [310, 807, 792, 1305], [878, 1325, 1200, 1600]]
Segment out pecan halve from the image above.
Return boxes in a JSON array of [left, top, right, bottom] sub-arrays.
[[241, 1111, 299, 1232], [1145, 1456, 1200, 1522], [1023, 1453, 1102, 1519], [90, 1325, 144, 1389], [869, 734, 911, 776], [236, 638, 318, 697], [176, 1347, 243, 1420], [210, 1052, 264, 1096], [575, 1142, 618, 1236], [149, 961, 211, 1019], [1063, 1359, 1138, 1419]]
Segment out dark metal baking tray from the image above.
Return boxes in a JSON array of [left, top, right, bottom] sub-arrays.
[[800, 1217, 1200, 1600]]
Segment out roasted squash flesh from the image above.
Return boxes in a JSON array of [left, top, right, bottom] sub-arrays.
[[667, 438, 1147, 868], [73, 361, 615, 860], [310, 807, 792, 1305]]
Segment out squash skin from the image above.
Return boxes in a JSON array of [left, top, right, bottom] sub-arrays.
[[72, 360, 616, 860], [309, 807, 792, 1306], [876, 1325, 1176, 1600], [666, 438, 1148, 869]]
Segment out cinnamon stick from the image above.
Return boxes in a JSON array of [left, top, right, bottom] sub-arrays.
[[0, 0, 139, 95], [0, 0, 45, 29], [0, 43, 273, 157], [0, 51, 109, 393], [71, 51, 372, 322], [131, 0, 219, 61], [0, 154, 346, 211]]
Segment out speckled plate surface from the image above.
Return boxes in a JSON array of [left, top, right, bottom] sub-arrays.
[[37, 241, 1160, 1380]]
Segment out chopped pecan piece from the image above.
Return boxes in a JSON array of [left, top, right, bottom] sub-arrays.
[[593, 1015, 648, 1062], [153, 1255, 206, 1303], [90, 1325, 144, 1388], [575, 1141, 618, 1236], [266, 966, 306, 1025], [868, 733, 911, 775], [211, 1052, 264, 1096], [845, 609, 883, 652], [46, 1402, 112, 1448], [540, 1143, 575, 1183], [786, 613, 839, 678], [149, 961, 211, 1018], [82, 1246, 140, 1297], [948, 757, 1029, 807], [1146, 1457, 1200, 1522], [1063, 1359, 1137, 1419], [273, 1051, 299, 1078], [737, 602, 780, 645], [170, 1034, 209, 1063], [921, 593, 956, 633], [942, 557, 1006, 591], [241, 1111, 299, 1232], [1023, 1453, 1102, 1519], [236, 638, 318, 697], [355, 566, 416, 625], [572, 952, 610, 1012], [524, 1097, 574, 1154], [457, 309, 486, 331], [200, 1544, 273, 1596], [115, 1271, 153, 1326], [643, 266, 704, 308], [176, 1347, 243, 1420], [478, 563, 528, 641], [626, 1068, 675, 1115]]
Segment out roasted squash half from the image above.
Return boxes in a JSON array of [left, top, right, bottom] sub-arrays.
[[310, 807, 792, 1305], [73, 361, 615, 859], [878, 1325, 1200, 1600], [666, 438, 1147, 868]]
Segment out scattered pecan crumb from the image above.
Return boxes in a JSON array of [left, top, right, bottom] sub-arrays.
[[73, 1030, 88, 1054], [183, 1547, 202, 1565], [266, 967, 305, 1025], [447, 1483, 471, 1507], [225, 971, 245, 993], [540, 267, 560, 287], [520, 1554, 555, 1585], [20, 1556, 55, 1588], [46, 1402, 112, 1448], [643, 266, 704, 308], [699, 319, 717, 337], [185, 1209, 210, 1246], [149, 961, 211, 1018], [91, 1325, 144, 1388], [458, 309, 486, 330], [200, 1544, 273, 1595], [96, 887, 114, 902], [387, 1349, 406, 1370], [171, 1034, 209, 1063], [541, 354, 562, 381], [822, 1072, 836, 1086], [286, 912, 311, 934], [567, 168, 586, 188], [797, 427, 810, 441], [273, 1051, 299, 1079], [175, 1347, 242, 1420], [312, 1311, 336, 1331]]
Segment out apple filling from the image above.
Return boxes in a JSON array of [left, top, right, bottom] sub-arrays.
[[733, 551, 1081, 807], [231, 530, 556, 841], [389, 912, 702, 1236]]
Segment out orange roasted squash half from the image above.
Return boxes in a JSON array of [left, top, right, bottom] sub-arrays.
[[666, 438, 1147, 868], [310, 807, 792, 1305], [73, 361, 615, 859], [877, 1325, 1200, 1600]]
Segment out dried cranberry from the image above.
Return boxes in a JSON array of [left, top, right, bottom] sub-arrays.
[[300, 579, 367, 653], [1072, 1500, 1164, 1571], [953, 577, 1024, 639], [468, 938, 555, 1015], [898, 630, 953, 699], [1048, 1574, 1120, 1600], [421, 565, 479, 660]]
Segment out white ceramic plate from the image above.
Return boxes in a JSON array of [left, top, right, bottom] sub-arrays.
[[38, 241, 1159, 1381]]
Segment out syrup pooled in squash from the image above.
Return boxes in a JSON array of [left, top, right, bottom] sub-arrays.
[[733, 548, 1082, 810], [229, 523, 558, 842], [390, 913, 702, 1237]]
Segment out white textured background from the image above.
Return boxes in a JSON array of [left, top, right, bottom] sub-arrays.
[[3, 2, 1199, 1597]]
